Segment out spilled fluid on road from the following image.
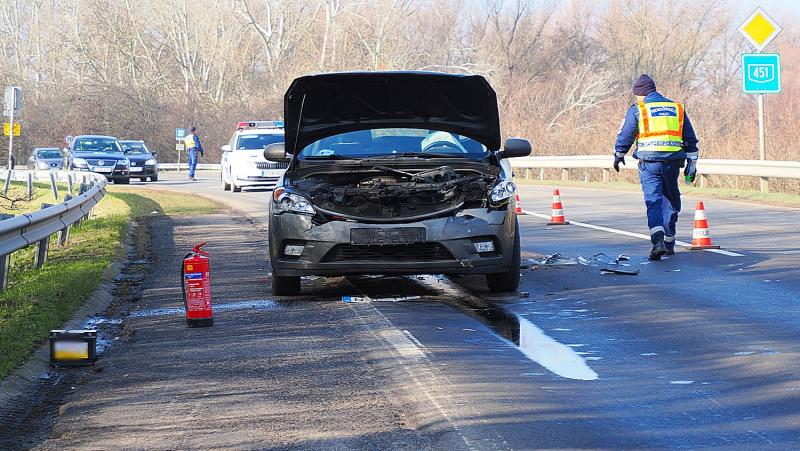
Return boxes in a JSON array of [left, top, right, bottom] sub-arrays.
[[129, 300, 280, 318], [411, 275, 598, 381], [461, 302, 598, 381]]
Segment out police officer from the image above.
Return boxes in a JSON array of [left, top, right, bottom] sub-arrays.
[[183, 126, 204, 181], [613, 74, 699, 260]]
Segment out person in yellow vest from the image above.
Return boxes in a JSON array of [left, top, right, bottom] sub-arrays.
[[613, 74, 699, 260], [183, 126, 204, 181]]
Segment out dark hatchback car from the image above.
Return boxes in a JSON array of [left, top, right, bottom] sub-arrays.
[[266, 72, 531, 295], [120, 140, 159, 182], [67, 135, 130, 184]]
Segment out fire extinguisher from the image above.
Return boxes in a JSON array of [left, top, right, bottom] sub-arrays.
[[181, 242, 214, 327]]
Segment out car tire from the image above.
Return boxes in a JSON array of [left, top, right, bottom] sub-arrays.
[[150, 173, 159, 182], [222, 171, 231, 191], [486, 217, 521, 292], [272, 274, 301, 295], [140, 177, 147, 182], [231, 174, 242, 192]]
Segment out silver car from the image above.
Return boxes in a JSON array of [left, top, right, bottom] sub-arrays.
[[28, 148, 64, 170]]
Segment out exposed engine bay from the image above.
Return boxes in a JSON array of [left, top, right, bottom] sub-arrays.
[[294, 165, 499, 222]]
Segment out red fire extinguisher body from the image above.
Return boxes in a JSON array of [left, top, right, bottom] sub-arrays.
[[182, 242, 213, 327]]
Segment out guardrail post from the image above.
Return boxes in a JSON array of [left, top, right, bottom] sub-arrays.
[[602, 168, 610, 182], [49, 172, 59, 201], [67, 174, 74, 193], [561, 168, 569, 181], [2, 169, 10, 195], [539, 168, 544, 181], [59, 195, 73, 246], [0, 213, 12, 291], [26, 172, 33, 200], [760, 177, 769, 193], [34, 203, 53, 269], [699, 174, 707, 188]]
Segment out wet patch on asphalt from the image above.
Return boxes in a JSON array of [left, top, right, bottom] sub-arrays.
[[344, 274, 599, 381]]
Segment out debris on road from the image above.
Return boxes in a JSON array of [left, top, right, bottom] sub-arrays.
[[342, 295, 371, 303], [536, 253, 578, 265], [579, 253, 641, 275]]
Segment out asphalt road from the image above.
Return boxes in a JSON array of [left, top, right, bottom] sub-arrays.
[[27, 172, 800, 449]]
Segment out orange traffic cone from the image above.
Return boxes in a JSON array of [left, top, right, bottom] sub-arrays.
[[548, 189, 569, 225], [689, 201, 720, 250], [514, 193, 524, 215]]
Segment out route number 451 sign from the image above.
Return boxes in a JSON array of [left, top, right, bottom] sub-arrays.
[[742, 53, 781, 94]]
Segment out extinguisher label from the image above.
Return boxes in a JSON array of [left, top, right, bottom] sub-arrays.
[[184, 270, 212, 319]]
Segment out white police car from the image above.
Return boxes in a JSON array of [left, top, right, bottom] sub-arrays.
[[220, 121, 286, 192]]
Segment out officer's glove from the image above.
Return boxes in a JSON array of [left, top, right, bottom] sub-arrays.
[[684, 159, 697, 184], [613, 152, 626, 173]]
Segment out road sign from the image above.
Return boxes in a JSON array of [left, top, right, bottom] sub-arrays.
[[3, 122, 20, 137], [742, 54, 781, 94], [738, 7, 782, 51], [176, 128, 186, 140], [176, 143, 185, 151], [3, 86, 22, 112]]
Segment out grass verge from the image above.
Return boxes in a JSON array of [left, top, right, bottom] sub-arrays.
[[0, 181, 72, 215], [516, 178, 800, 207], [0, 188, 218, 379]]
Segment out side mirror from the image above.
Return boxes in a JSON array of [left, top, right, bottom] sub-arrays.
[[263, 142, 289, 161], [151, 152, 158, 158], [500, 138, 531, 159], [221, 144, 232, 152]]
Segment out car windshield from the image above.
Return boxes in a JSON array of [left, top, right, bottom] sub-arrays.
[[37, 150, 62, 159], [121, 142, 149, 155], [73, 138, 122, 153], [236, 133, 284, 150], [298, 128, 488, 160]]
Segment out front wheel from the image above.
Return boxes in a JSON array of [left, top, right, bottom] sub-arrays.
[[486, 217, 521, 292], [221, 171, 231, 191], [150, 173, 159, 182], [139, 177, 147, 182], [272, 274, 301, 295]]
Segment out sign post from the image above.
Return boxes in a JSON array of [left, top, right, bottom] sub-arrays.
[[3, 86, 22, 169], [738, 7, 782, 164], [176, 128, 186, 172]]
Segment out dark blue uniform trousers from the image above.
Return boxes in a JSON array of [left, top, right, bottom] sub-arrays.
[[638, 160, 681, 248]]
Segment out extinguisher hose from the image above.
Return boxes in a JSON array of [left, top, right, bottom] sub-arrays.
[[181, 253, 194, 313]]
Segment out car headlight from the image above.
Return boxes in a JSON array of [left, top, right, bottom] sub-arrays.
[[73, 158, 87, 167], [145, 158, 156, 165], [272, 187, 314, 215], [37, 161, 50, 169], [490, 180, 516, 204]]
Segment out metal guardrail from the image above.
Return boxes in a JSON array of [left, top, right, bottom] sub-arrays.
[[158, 163, 221, 171], [511, 156, 800, 192], [0, 170, 107, 290]]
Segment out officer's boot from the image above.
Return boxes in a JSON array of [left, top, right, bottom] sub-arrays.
[[649, 231, 667, 261]]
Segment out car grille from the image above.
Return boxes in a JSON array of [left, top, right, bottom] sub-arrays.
[[322, 243, 453, 263], [255, 161, 289, 169], [87, 159, 117, 167]]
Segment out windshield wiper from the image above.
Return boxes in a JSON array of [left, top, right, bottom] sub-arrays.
[[304, 154, 360, 160], [366, 152, 464, 160]]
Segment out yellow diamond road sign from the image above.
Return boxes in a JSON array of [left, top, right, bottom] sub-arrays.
[[738, 7, 782, 51]]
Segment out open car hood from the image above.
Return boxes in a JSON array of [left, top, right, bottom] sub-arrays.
[[284, 72, 501, 155]]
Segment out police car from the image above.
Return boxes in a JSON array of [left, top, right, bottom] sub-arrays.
[[220, 121, 286, 192]]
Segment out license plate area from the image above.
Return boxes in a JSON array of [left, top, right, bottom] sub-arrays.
[[350, 228, 426, 245]]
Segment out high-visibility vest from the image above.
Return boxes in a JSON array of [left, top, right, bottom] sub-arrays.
[[183, 134, 196, 149], [636, 101, 684, 153]]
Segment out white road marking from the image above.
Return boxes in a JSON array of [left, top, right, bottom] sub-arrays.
[[522, 210, 745, 257]]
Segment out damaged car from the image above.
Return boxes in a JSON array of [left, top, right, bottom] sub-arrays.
[[267, 71, 531, 295]]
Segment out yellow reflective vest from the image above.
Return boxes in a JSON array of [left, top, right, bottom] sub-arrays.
[[183, 134, 196, 149], [636, 101, 684, 153]]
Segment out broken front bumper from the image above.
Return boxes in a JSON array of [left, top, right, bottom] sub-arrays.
[[269, 207, 515, 277]]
